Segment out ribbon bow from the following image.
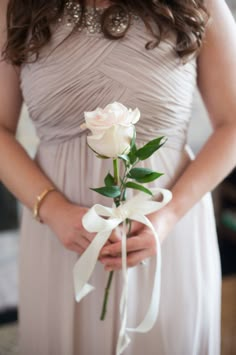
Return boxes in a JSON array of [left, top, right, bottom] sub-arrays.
[[73, 187, 172, 354]]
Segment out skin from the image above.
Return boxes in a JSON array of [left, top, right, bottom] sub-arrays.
[[0, 0, 236, 270]]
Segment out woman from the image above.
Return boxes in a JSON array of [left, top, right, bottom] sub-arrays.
[[0, 0, 235, 354]]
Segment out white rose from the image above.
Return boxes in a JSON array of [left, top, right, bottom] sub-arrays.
[[81, 102, 140, 158]]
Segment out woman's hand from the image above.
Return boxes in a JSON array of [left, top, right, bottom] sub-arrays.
[[99, 208, 176, 271], [40, 191, 121, 255]]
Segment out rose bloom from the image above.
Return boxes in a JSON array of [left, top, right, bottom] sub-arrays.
[[81, 102, 140, 158]]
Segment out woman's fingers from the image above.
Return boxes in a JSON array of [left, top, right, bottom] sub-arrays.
[[74, 221, 147, 259], [81, 230, 96, 243], [69, 242, 84, 255], [127, 220, 144, 236], [102, 249, 153, 271], [101, 230, 155, 257], [100, 228, 157, 269], [78, 236, 90, 250], [80, 225, 121, 243], [108, 226, 122, 243], [71, 224, 122, 258]]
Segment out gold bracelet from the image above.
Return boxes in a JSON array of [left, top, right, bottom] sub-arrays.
[[33, 187, 57, 223]]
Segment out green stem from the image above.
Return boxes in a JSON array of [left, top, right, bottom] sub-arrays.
[[100, 159, 120, 321], [119, 158, 140, 201], [100, 271, 114, 320], [113, 158, 120, 185]]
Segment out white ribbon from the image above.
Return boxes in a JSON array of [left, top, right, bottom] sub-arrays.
[[73, 187, 172, 354]]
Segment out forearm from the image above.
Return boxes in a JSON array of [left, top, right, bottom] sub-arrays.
[[0, 127, 67, 217], [152, 122, 236, 226]]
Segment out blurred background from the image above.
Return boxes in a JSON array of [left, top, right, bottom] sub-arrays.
[[0, 1, 236, 354]]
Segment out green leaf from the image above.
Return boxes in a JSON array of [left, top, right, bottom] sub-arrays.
[[104, 173, 115, 187], [90, 186, 121, 198], [125, 182, 153, 196], [128, 167, 155, 179], [128, 150, 137, 165], [135, 172, 164, 183], [136, 136, 167, 161], [127, 129, 138, 164], [128, 168, 163, 182], [128, 141, 138, 165]]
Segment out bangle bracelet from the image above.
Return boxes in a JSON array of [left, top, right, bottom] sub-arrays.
[[33, 187, 57, 223]]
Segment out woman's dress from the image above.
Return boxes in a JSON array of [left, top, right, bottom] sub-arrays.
[[18, 10, 221, 355]]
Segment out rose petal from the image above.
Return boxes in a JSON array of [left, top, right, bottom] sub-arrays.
[[87, 125, 134, 158]]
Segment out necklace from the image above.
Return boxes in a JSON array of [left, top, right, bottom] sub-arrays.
[[58, 1, 140, 35]]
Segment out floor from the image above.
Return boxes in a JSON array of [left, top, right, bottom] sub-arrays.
[[0, 231, 18, 314], [221, 276, 236, 355], [0, 323, 18, 355]]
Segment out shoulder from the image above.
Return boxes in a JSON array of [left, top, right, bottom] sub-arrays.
[[196, 0, 236, 127], [197, 0, 236, 68]]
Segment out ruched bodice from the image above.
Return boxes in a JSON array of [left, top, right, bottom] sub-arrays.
[[18, 11, 221, 355], [20, 17, 197, 150]]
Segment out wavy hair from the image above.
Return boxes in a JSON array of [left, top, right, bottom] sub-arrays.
[[2, 0, 209, 66]]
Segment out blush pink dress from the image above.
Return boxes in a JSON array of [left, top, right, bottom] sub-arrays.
[[18, 10, 221, 355]]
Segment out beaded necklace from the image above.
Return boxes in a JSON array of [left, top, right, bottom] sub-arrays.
[[58, 1, 140, 36]]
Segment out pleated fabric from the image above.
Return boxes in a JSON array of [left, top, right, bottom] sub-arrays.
[[18, 14, 221, 355]]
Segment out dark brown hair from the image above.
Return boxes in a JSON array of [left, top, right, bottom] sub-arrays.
[[2, 0, 209, 66]]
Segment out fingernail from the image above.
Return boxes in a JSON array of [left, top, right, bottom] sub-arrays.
[[101, 250, 110, 256]]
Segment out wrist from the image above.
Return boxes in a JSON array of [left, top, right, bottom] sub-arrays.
[[148, 200, 179, 232], [39, 190, 70, 225]]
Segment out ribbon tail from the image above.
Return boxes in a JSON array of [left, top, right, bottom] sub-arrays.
[[73, 229, 112, 302], [116, 221, 130, 355], [127, 214, 161, 333], [116, 282, 131, 355]]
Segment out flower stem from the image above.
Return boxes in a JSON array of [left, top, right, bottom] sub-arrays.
[[100, 159, 120, 321], [100, 271, 114, 320], [113, 158, 120, 185]]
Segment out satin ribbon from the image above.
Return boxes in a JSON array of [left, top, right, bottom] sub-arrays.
[[73, 187, 172, 354]]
